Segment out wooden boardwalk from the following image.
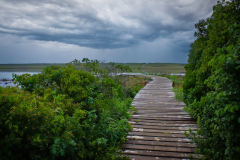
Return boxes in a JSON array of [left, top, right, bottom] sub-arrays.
[[123, 76, 198, 160]]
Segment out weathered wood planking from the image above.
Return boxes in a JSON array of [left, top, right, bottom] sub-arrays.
[[123, 76, 199, 160]]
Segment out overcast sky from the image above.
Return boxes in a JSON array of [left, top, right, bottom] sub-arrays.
[[0, 0, 219, 64]]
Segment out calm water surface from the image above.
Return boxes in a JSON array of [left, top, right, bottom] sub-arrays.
[[0, 71, 39, 87]]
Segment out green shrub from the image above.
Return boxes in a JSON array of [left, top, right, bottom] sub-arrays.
[[0, 87, 87, 159], [0, 59, 148, 159], [183, 1, 240, 159]]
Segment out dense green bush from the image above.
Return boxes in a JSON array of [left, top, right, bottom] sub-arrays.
[[0, 87, 88, 159], [183, 1, 240, 159], [0, 59, 147, 159]]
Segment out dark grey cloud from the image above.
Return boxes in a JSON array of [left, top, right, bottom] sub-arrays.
[[0, 0, 218, 49], [0, 32, 189, 64]]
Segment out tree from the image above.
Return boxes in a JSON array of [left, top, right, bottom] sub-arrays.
[[183, 0, 240, 159]]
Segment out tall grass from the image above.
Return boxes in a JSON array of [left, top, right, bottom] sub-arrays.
[[163, 75, 184, 102], [172, 86, 183, 102]]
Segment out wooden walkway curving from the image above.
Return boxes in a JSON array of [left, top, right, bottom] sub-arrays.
[[123, 76, 199, 160]]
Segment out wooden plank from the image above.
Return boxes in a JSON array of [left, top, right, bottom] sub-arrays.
[[123, 144, 195, 153], [130, 119, 197, 124], [134, 107, 185, 110], [132, 104, 184, 107], [135, 112, 188, 115], [132, 128, 190, 134], [134, 108, 185, 111], [132, 102, 183, 105], [133, 112, 187, 114], [135, 97, 176, 100], [135, 95, 175, 98], [124, 149, 199, 158], [126, 136, 191, 142], [134, 105, 184, 107], [137, 92, 174, 95], [140, 89, 173, 91], [131, 125, 198, 130], [136, 111, 189, 115], [134, 99, 178, 102], [132, 115, 192, 118], [132, 101, 184, 105], [133, 113, 188, 115], [131, 114, 191, 117], [131, 117, 196, 121], [133, 105, 185, 107], [128, 132, 186, 138], [129, 121, 198, 127], [136, 92, 173, 94], [125, 140, 196, 148], [147, 83, 172, 85], [133, 104, 185, 107], [127, 155, 183, 160]]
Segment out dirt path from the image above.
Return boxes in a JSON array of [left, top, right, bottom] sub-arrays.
[[123, 76, 198, 160]]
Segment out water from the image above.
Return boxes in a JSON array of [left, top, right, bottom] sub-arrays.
[[0, 71, 40, 79], [170, 73, 185, 76], [119, 73, 143, 75], [0, 71, 39, 87]]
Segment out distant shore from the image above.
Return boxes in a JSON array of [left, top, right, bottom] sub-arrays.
[[0, 63, 186, 74]]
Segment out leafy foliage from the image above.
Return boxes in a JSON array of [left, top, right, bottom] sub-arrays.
[[183, 1, 240, 159], [0, 59, 148, 159]]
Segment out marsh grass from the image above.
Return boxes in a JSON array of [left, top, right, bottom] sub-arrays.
[[172, 87, 184, 102], [160, 75, 184, 102], [122, 75, 151, 88]]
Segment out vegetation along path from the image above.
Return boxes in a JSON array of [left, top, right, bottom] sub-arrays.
[[123, 76, 199, 160]]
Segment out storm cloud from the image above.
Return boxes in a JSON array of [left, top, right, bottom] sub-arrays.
[[0, 0, 218, 48], [0, 0, 219, 63]]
